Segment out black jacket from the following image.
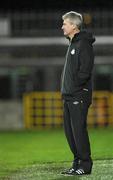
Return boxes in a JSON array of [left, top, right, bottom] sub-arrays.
[[61, 30, 95, 103]]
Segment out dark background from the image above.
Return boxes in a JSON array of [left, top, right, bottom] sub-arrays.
[[0, 0, 113, 99], [0, 0, 113, 11]]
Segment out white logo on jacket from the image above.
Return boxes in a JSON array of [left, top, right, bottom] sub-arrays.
[[71, 49, 75, 55], [73, 101, 79, 105]]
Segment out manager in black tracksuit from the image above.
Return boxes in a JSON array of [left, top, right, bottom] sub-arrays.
[[61, 11, 95, 176]]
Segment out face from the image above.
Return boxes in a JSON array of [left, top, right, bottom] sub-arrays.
[[62, 18, 76, 38]]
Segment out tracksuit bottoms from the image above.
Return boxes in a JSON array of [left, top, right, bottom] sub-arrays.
[[63, 98, 93, 172]]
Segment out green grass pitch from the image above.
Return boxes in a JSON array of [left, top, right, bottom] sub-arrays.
[[0, 127, 113, 179]]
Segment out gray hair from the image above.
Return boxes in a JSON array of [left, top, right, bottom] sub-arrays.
[[62, 11, 83, 30]]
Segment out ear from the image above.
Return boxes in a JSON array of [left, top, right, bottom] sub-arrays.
[[72, 24, 77, 30], [72, 24, 75, 29]]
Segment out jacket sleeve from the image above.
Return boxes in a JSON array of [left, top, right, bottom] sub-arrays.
[[77, 40, 94, 86]]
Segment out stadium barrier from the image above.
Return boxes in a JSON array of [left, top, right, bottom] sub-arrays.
[[23, 91, 113, 128]]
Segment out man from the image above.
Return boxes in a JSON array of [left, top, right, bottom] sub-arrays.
[[61, 11, 95, 175]]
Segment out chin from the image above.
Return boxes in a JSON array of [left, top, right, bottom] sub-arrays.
[[64, 32, 68, 36]]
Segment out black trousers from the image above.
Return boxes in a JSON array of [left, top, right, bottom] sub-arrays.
[[63, 99, 92, 171]]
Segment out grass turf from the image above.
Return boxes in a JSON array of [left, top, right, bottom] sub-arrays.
[[0, 127, 113, 179], [2, 160, 113, 180]]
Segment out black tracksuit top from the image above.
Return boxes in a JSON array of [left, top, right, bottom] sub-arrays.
[[61, 30, 95, 103]]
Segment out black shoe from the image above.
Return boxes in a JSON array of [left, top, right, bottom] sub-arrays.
[[77, 159, 93, 175], [61, 167, 91, 176], [61, 159, 79, 176], [75, 168, 91, 175], [61, 167, 76, 176]]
